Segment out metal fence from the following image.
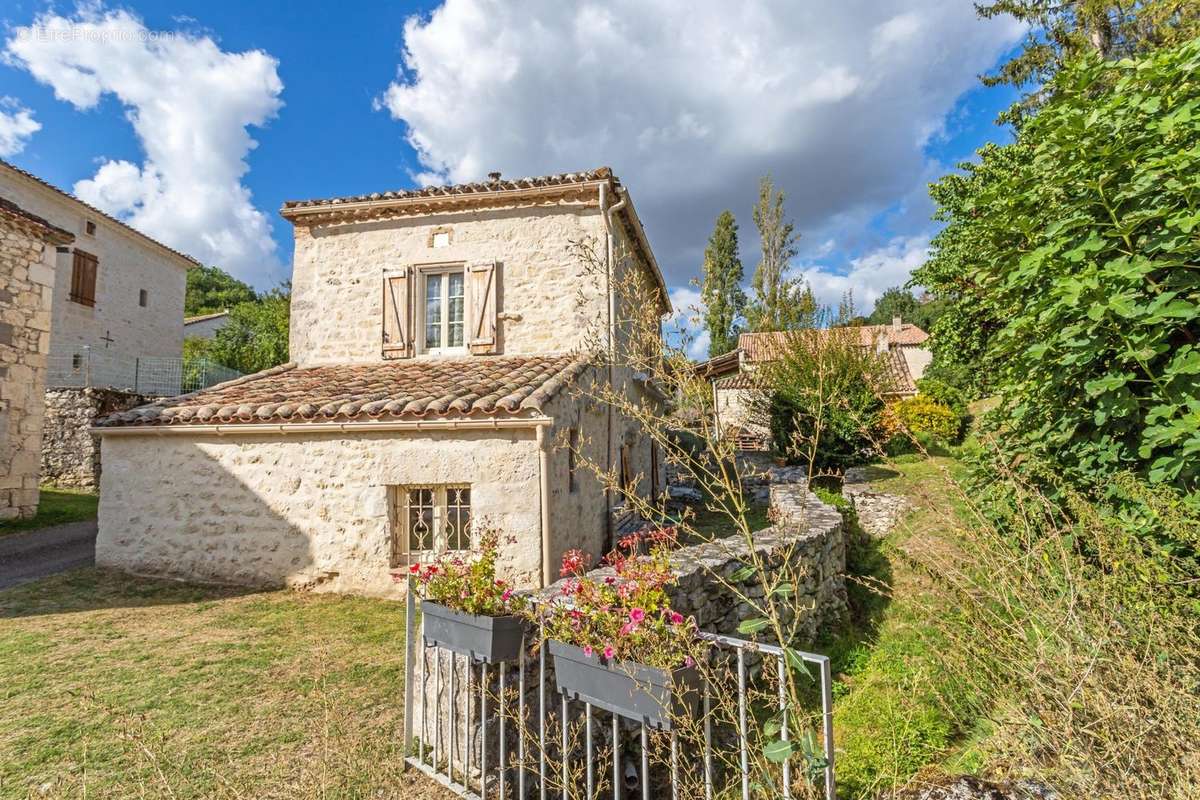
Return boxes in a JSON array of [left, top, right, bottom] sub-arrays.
[[402, 592, 836, 800], [46, 346, 241, 397]]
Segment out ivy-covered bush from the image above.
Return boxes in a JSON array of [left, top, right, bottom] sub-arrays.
[[913, 41, 1200, 493]]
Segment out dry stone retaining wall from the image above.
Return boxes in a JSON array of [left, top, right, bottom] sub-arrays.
[[41, 387, 150, 489], [843, 466, 911, 537]]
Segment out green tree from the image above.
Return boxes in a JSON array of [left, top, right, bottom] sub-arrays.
[[185, 265, 258, 316], [700, 211, 746, 357], [867, 287, 947, 332], [208, 286, 290, 374], [917, 41, 1200, 492], [978, 0, 1200, 122], [747, 176, 814, 331]]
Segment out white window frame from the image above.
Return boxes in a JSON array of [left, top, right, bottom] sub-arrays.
[[390, 483, 472, 567], [416, 263, 468, 356]]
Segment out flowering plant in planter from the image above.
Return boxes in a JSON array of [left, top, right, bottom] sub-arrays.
[[398, 530, 527, 617], [395, 531, 528, 663], [539, 527, 698, 670]]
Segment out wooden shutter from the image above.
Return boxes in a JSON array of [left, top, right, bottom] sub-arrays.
[[382, 268, 412, 358], [70, 250, 98, 307], [466, 260, 498, 354]]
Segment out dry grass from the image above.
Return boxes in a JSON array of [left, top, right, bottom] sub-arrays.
[[0, 568, 455, 800]]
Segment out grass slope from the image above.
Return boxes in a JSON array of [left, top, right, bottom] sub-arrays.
[[0, 569, 453, 799]]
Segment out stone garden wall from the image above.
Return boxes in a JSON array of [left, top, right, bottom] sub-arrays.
[[41, 387, 150, 489]]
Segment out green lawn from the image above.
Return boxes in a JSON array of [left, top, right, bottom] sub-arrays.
[[0, 487, 98, 536], [0, 569, 453, 799]]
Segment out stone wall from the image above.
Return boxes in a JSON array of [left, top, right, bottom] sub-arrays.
[[98, 428, 547, 595], [0, 213, 58, 519], [41, 387, 150, 489], [843, 466, 910, 537]]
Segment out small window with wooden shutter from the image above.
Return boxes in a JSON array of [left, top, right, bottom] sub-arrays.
[[69, 250, 98, 307], [382, 268, 412, 358], [466, 260, 499, 354]]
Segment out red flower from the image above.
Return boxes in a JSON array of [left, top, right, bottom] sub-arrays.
[[618, 533, 641, 550], [409, 563, 421, 574], [560, 549, 590, 577], [668, 610, 684, 625]]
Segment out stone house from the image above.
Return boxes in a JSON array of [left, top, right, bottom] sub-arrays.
[[0, 159, 201, 489], [94, 168, 670, 596], [702, 320, 931, 449], [183, 310, 231, 341], [0, 197, 73, 519]]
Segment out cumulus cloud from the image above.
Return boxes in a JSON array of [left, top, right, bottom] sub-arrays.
[[380, 0, 1022, 301], [0, 98, 40, 156], [799, 234, 932, 312], [667, 285, 710, 360], [5, 7, 284, 283]]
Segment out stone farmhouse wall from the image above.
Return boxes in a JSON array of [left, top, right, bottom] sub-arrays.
[[0, 216, 57, 519], [98, 428, 547, 596], [0, 165, 191, 365], [41, 388, 150, 489]]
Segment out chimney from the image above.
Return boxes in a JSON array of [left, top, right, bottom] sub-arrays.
[[892, 315, 902, 332], [487, 171, 502, 183]]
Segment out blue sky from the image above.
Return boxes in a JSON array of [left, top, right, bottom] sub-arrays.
[[0, 1, 1025, 353]]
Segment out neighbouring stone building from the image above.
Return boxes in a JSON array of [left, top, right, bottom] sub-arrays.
[[700, 321, 932, 449], [0, 159, 201, 489], [0, 197, 73, 519], [95, 168, 671, 596]]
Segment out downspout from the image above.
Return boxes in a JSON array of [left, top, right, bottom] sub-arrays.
[[537, 424, 553, 588], [600, 181, 628, 552]]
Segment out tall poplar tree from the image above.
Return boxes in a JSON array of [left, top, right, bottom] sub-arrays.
[[700, 210, 746, 357], [748, 175, 809, 331]]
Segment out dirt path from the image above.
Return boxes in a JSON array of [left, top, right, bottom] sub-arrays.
[[0, 521, 96, 589]]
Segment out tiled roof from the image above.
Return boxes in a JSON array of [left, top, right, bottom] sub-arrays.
[[739, 324, 929, 361], [881, 350, 916, 396], [281, 168, 616, 211], [0, 196, 74, 245], [0, 158, 200, 266], [693, 348, 742, 379], [714, 373, 758, 390], [183, 311, 230, 325], [99, 355, 588, 428]]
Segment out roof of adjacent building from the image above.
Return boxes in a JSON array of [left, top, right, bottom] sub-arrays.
[[0, 158, 200, 267], [278, 166, 670, 314], [183, 310, 230, 325], [711, 346, 917, 396], [738, 324, 928, 362], [97, 354, 589, 428], [0, 196, 74, 245]]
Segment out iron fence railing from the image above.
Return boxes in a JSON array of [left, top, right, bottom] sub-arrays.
[[402, 592, 836, 800], [46, 346, 241, 397]]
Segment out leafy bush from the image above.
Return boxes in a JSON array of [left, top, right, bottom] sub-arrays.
[[889, 396, 962, 443], [914, 41, 1200, 492], [915, 377, 968, 414]]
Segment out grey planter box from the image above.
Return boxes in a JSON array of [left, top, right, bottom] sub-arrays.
[[548, 640, 701, 730], [421, 601, 526, 663]]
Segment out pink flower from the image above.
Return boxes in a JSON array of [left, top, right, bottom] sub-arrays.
[[501, 588, 513, 602], [604, 576, 616, 585], [668, 611, 684, 625], [409, 563, 421, 574], [619, 622, 635, 637], [629, 608, 646, 624], [685, 655, 695, 668], [603, 645, 615, 659], [583, 645, 594, 657]]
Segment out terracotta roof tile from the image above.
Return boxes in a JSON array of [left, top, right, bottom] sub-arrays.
[[0, 196, 74, 245], [738, 325, 928, 361], [99, 355, 589, 428]]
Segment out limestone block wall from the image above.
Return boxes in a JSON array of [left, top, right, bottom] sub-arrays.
[[41, 388, 150, 489], [0, 169, 191, 364], [289, 205, 611, 365], [97, 428, 546, 595], [0, 220, 56, 519]]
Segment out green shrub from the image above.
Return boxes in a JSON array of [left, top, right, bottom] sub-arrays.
[[892, 396, 962, 443], [915, 377, 968, 414]]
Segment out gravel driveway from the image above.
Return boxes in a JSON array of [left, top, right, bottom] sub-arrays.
[[0, 521, 97, 590]]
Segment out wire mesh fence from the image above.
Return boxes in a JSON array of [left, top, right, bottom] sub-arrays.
[[46, 346, 241, 397]]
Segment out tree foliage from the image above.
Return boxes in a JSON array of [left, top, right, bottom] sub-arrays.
[[747, 176, 815, 331], [978, 0, 1200, 122], [205, 286, 291, 375], [700, 210, 746, 357], [917, 41, 1200, 492], [185, 265, 258, 316], [866, 286, 947, 332]]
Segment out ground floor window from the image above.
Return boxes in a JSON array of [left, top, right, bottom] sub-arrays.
[[389, 484, 471, 566]]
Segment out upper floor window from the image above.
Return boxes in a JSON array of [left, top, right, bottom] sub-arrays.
[[84, 220, 96, 236], [422, 267, 465, 353], [69, 250, 98, 307]]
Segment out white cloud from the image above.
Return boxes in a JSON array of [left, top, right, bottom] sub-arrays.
[[379, 0, 1023, 295], [5, 7, 284, 283], [0, 98, 40, 156], [799, 234, 931, 312], [667, 285, 710, 360]]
